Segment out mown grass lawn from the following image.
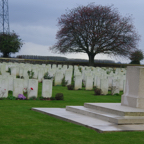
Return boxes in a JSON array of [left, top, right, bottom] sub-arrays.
[[0, 85, 144, 144]]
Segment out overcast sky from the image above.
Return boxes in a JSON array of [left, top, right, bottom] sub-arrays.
[[9, 0, 144, 63]]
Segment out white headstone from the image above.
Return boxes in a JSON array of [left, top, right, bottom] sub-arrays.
[[65, 70, 72, 85], [74, 75, 82, 90], [42, 80, 52, 98], [0, 78, 8, 98], [112, 79, 120, 95], [13, 79, 24, 97], [38, 70, 43, 82], [55, 71, 63, 86], [100, 79, 108, 95], [85, 75, 93, 90], [27, 79, 38, 99], [8, 76, 14, 91], [11, 67, 16, 76]]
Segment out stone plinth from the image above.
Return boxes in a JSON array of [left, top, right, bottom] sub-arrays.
[[121, 66, 144, 108]]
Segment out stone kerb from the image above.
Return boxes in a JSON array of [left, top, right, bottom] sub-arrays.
[[42, 80, 52, 98], [121, 66, 144, 108]]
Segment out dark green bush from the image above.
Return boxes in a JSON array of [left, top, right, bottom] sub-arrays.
[[62, 77, 68, 86], [67, 84, 74, 90], [7, 95, 16, 100], [55, 93, 64, 100], [94, 88, 102, 95]]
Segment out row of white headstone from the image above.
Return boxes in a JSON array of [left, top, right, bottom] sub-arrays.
[[0, 62, 126, 97], [0, 77, 52, 98], [73, 66, 126, 95]]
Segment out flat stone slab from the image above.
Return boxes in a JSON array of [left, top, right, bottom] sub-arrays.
[[31, 107, 144, 133]]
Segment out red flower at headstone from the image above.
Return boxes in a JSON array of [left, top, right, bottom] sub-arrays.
[[31, 87, 33, 90]]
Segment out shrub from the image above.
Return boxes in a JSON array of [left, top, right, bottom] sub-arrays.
[[43, 72, 53, 79], [7, 67, 11, 75], [67, 84, 74, 90], [110, 86, 118, 95], [27, 70, 34, 79], [55, 93, 64, 100], [21, 76, 24, 79], [62, 77, 68, 86], [7, 95, 16, 100], [16, 75, 20, 78], [94, 88, 102, 95]]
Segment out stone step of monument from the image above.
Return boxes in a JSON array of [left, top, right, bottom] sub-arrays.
[[84, 103, 144, 116], [31, 107, 144, 133], [66, 106, 144, 124]]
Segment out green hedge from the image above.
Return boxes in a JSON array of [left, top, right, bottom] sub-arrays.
[[0, 58, 143, 68]]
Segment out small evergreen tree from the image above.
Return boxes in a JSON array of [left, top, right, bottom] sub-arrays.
[[129, 50, 144, 64]]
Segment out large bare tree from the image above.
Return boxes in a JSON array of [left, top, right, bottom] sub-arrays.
[[51, 4, 140, 66]]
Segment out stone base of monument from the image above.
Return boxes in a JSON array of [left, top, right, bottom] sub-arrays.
[[32, 103, 144, 133]]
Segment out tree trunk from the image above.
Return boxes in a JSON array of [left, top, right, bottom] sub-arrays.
[[88, 53, 95, 66], [3, 52, 9, 58]]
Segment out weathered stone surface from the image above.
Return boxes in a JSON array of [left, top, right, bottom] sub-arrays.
[[42, 80, 52, 98], [121, 66, 144, 108], [13, 79, 24, 97], [27, 79, 38, 99], [74, 75, 82, 90]]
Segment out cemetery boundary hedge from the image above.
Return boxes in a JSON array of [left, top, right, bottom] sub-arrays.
[[0, 58, 143, 68]]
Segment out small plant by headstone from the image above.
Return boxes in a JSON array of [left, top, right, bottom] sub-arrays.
[[82, 80, 85, 87], [7, 67, 11, 75], [55, 93, 64, 100], [110, 86, 118, 95], [43, 72, 53, 79], [21, 76, 24, 79], [7, 95, 16, 100], [17, 94, 26, 100], [94, 87, 102, 95], [16, 75, 20, 78], [67, 84, 74, 90], [62, 77, 68, 86], [27, 70, 34, 79]]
